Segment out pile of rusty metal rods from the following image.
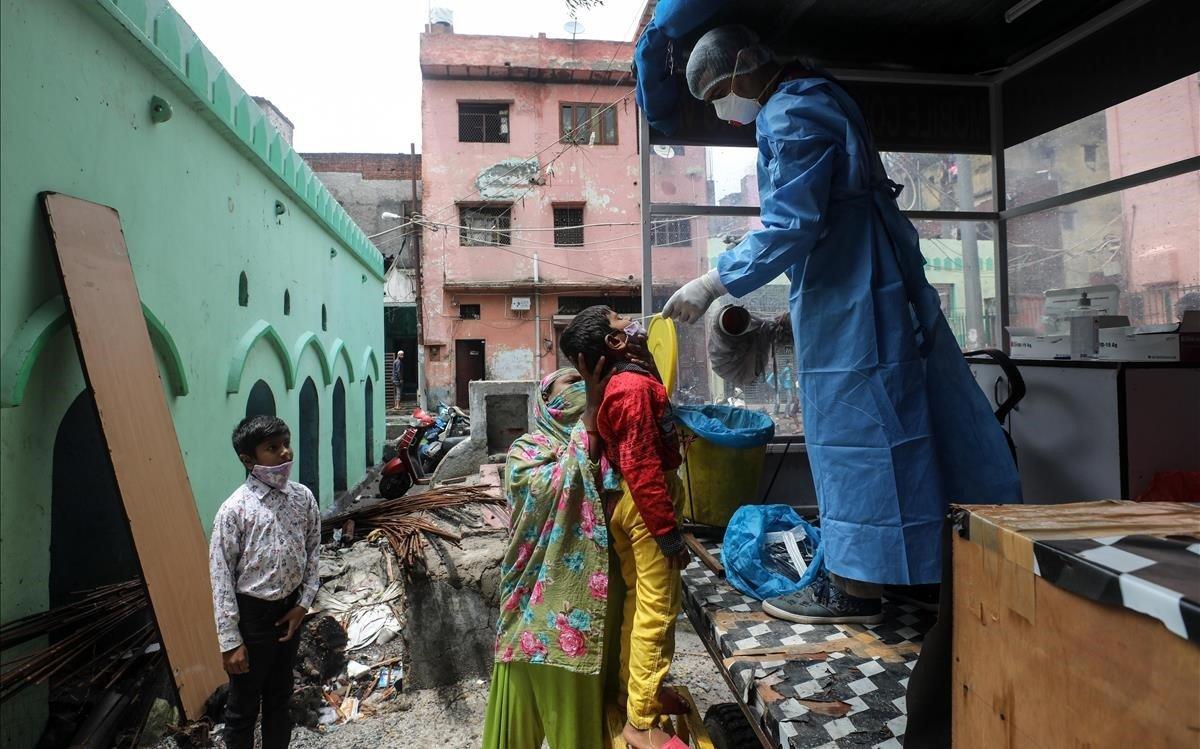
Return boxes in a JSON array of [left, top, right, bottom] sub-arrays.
[[323, 485, 500, 568], [0, 580, 152, 703]]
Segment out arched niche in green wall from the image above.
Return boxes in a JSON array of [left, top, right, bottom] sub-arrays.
[[227, 320, 295, 394], [1, 296, 189, 408]]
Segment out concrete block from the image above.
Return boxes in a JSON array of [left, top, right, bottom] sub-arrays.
[[403, 531, 506, 689], [430, 379, 536, 484]]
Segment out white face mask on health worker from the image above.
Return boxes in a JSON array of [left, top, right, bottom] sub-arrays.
[[711, 48, 779, 126], [713, 92, 762, 126]]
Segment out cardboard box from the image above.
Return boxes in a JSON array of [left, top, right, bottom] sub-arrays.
[[952, 502, 1200, 749], [1009, 334, 1070, 359], [1097, 311, 1200, 363]]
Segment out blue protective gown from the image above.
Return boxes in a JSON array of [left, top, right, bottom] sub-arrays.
[[716, 77, 1022, 585]]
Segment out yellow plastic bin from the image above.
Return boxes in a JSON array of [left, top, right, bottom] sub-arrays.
[[645, 315, 776, 526], [674, 404, 775, 527]]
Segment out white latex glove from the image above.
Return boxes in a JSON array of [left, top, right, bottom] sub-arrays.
[[662, 270, 726, 324]]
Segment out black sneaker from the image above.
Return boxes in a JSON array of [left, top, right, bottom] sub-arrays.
[[762, 577, 884, 625], [883, 584, 941, 612]]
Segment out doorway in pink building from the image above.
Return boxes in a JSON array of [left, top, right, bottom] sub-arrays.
[[455, 339, 486, 409]]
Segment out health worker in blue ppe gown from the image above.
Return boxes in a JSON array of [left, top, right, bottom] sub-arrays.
[[662, 26, 1021, 624]]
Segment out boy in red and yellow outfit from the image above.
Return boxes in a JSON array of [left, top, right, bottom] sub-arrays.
[[560, 306, 690, 749]]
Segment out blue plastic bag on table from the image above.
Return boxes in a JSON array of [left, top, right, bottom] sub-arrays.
[[722, 504, 824, 600]]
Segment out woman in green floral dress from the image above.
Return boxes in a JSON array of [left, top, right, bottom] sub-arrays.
[[482, 360, 616, 748]]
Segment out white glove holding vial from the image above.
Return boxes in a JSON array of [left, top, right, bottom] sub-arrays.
[[662, 270, 727, 325]]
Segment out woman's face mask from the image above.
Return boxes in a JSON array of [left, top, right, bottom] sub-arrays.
[[545, 381, 586, 420]]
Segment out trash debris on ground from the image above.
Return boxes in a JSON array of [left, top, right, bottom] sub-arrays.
[[321, 484, 500, 569]]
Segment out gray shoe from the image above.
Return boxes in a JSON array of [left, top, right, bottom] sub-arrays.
[[762, 578, 884, 624]]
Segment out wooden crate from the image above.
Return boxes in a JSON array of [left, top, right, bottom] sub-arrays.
[[952, 503, 1200, 748]]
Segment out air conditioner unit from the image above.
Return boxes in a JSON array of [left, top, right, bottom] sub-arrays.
[[511, 297, 531, 311]]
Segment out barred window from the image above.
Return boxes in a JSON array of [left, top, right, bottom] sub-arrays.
[[553, 206, 584, 246], [651, 217, 692, 247], [459, 205, 511, 246], [459, 103, 509, 143]]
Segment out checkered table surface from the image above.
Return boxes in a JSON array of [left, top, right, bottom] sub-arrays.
[[681, 541, 936, 748], [1032, 533, 1200, 643]]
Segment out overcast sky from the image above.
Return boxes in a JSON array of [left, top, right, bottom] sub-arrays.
[[170, 0, 646, 154]]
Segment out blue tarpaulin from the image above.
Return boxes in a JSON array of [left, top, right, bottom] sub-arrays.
[[634, 0, 725, 134]]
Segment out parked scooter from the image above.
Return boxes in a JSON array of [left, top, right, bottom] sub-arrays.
[[377, 405, 472, 499]]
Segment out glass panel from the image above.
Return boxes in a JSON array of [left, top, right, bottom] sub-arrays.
[[911, 220, 1001, 349], [650, 144, 994, 210], [879, 153, 994, 212], [1007, 170, 1200, 332], [560, 105, 572, 140], [649, 214, 798, 434], [602, 107, 618, 145], [650, 146, 756, 206], [1005, 73, 1199, 208], [650, 214, 1004, 435]]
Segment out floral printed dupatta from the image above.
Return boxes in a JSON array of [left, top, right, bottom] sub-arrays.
[[495, 368, 613, 674]]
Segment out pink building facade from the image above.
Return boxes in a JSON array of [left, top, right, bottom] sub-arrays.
[[419, 25, 702, 405], [1106, 74, 1200, 298]]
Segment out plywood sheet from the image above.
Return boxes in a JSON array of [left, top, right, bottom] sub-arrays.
[[41, 193, 224, 718], [952, 534, 1200, 748]]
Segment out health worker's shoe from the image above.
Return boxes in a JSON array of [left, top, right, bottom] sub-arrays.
[[762, 578, 883, 625]]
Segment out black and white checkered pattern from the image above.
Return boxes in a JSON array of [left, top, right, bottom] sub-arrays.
[[681, 541, 933, 748], [1032, 533, 1200, 643]]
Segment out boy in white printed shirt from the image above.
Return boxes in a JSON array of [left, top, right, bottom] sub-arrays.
[[209, 415, 320, 749]]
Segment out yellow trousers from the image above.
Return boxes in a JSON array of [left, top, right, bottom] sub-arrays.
[[609, 474, 684, 730]]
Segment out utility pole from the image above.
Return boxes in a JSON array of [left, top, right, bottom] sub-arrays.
[[955, 154, 985, 345], [411, 142, 427, 410]]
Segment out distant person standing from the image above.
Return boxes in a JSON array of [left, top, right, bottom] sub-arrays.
[[392, 350, 405, 410]]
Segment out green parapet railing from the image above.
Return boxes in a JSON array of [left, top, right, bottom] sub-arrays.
[[93, 0, 385, 281]]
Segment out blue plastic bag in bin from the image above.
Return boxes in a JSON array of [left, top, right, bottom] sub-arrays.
[[722, 504, 824, 600], [672, 404, 774, 449]]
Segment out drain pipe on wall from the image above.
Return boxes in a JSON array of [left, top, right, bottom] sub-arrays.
[[532, 251, 540, 381]]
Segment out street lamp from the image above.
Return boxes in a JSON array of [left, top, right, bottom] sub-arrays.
[[370, 212, 410, 239]]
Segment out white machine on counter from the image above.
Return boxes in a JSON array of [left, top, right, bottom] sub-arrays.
[[1009, 285, 1128, 359]]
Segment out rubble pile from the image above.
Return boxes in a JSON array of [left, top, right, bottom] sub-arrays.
[[294, 479, 508, 736]]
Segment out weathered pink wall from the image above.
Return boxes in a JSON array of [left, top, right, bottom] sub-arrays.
[[420, 32, 700, 403], [1106, 74, 1200, 291]]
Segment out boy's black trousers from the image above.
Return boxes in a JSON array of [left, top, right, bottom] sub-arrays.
[[223, 589, 301, 749]]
